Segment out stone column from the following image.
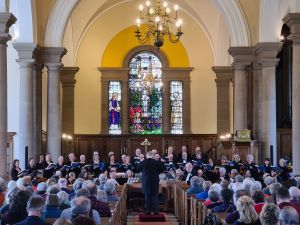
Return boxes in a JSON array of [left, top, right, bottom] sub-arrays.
[[212, 66, 234, 135], [183, 79, 192, 134], [121, 80, 129, 134], [0, 13, 16, 178], [60, 67, 79, 134], [33, 63, 43, 160], [162, 77, 170, 134], [283, 13, 300, 175], [40, 47, 67, 162], [255, 43, 281, 164], [13, 43, 39, 161], [228, 47, 254, 133]]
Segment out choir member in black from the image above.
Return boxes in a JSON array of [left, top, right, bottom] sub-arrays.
[[197, 168, 207, 180], [192, 146, 207, 163], [92, 151, 105, 177], [43, 153, 55, 179], [79, 154, 87, 168], [164, 153, 177, 171], [55, 156, 65, 170], [163, 146, 177, 163], [181, 162, 195, 184], [131, 148, 141, 169], [217, 167, 230, 182], [135, 154, 144, 173], [67, 171, 76, 185], [38, 153, 53, 170], [177, 152, 190, 170], [108, 153, 119, 170], [191, 152, 204, 167], [219, 155, 231, 173], [260, 158, 272, 174], [229, 154, 242, 172], [10, 159, 21, 181], [26, 157, 37, 177], [36, 154, 45, 169], [119, 155, 134, 172], [278, 158, 291, 181], [243, 154, 259, 180], [67, 153, 76, 166], [177, 145, 191, 161]]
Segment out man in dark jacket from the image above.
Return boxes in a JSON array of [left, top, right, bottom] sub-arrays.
[[141, 151, 164, 214]]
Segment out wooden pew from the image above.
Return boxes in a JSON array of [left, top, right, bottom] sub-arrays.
[[173, 181, 190, 225], [190, 196, 205, 225]]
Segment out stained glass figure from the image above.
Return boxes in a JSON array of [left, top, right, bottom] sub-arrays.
[[108, 81, 121, 134], [129, 51, 163, 134], [170, 81, 183, 134]]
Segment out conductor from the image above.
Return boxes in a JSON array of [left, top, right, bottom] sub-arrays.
[[141, 151, 164, 214]]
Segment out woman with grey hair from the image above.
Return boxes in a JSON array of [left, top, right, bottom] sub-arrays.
[[97, 190, 108, 203], [204, 190, 221, 208], [98, 173, 107, 190], [57, 191, 70, 210], [279, 206, 299, 225], [234, 196, 260, 225], [259, 203, 279, 225], [263, 176, 275, 195], [186, 176, 204, 194], [104, 181, 119, 202]]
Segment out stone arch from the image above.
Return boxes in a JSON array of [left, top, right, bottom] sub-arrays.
[[123, 45, 169, 68], [45, 0, 250, 50]]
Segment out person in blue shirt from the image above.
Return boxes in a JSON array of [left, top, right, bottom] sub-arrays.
[[196, 181, 212, 199], [186, 176, 204, 194], [42, 194, 62, 220]]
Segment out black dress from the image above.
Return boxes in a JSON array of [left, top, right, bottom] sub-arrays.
[[10, 167, 20, 181]]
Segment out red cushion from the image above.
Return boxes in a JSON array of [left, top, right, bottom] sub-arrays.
[[138, 213, 166, 222]]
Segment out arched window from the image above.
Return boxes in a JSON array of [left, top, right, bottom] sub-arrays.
[[128, 52, 163, 134], [99, 46, 192, 135]]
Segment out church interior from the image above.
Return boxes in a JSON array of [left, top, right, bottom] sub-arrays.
[[0, 0, 300, 224]]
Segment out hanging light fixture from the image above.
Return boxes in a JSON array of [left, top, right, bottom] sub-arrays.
[[135, 0, 183, 49], [135, 56, 162, 93]]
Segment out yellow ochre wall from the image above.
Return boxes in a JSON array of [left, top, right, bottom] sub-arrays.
[[72, 1, 216, 135], [101, 26, 189, 67]]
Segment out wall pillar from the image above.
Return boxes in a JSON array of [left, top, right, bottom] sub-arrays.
[[228, 47, 254, 133], [212, 66, 234, 136], [40, 47, 67, 162], [33, 63, 43, 160], [13, 43, 40, 162], [283, 13, 300, 175], [255, 43, 281, 164], [0, 13, 16, 178], [60, 67, 79, 134]]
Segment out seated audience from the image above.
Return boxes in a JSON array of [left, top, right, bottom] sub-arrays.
[[42, 194, 62, 220], [196, 181, 211, 199], [86, 182, 111, 217], [234, 196, 261, 225], [252, 191, 265, 213], [0, 177, 6, 207], [259, 203, 280, 225], [104, 182, 119, 202], [37, 182, 48, 199], [204, 190, 221, 208], [60, 196, 100, 225], [212, 188, 236, 213], [15, 196, 45, 225], [59, 178, 73, 195], [73, 215, 96, 225], [53, 218, 73, 225], [1, 189, 31, 225], [186, 176, 204, 194], [57, 191, 70, 210], [279, 206, 299, 225]]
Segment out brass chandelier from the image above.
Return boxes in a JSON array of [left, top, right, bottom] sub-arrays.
[[135, 0, 183, 49]]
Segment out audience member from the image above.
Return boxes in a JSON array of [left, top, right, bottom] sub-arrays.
[[234, 196, 261, 225], [279, 206, 299, 225], [259, 203, 279, 225]]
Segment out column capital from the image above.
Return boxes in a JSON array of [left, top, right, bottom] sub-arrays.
[[40, 47, 67, 64], [0, 13, 16, 43], [60, 67, 79, 87], [13, 43, 40, 60], [228, 46, 255, 66], [255, 42, 282, 67], [283, 13, 300, 45], [45, 63, 63, 71], [212, 66, 234, 82]]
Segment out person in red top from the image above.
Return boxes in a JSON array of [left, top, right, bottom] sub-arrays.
[[276, 187, 300, 223], [0, 177, 6, 207], [252, 191, 265, 213]]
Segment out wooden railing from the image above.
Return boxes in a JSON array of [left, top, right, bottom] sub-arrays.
[[174, 182, 232, 225]]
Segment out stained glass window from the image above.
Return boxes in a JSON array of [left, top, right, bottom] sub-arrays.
[[129, 51, 163, 134], [170, 81, 183, 134], [108, 81, 121, 134]]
